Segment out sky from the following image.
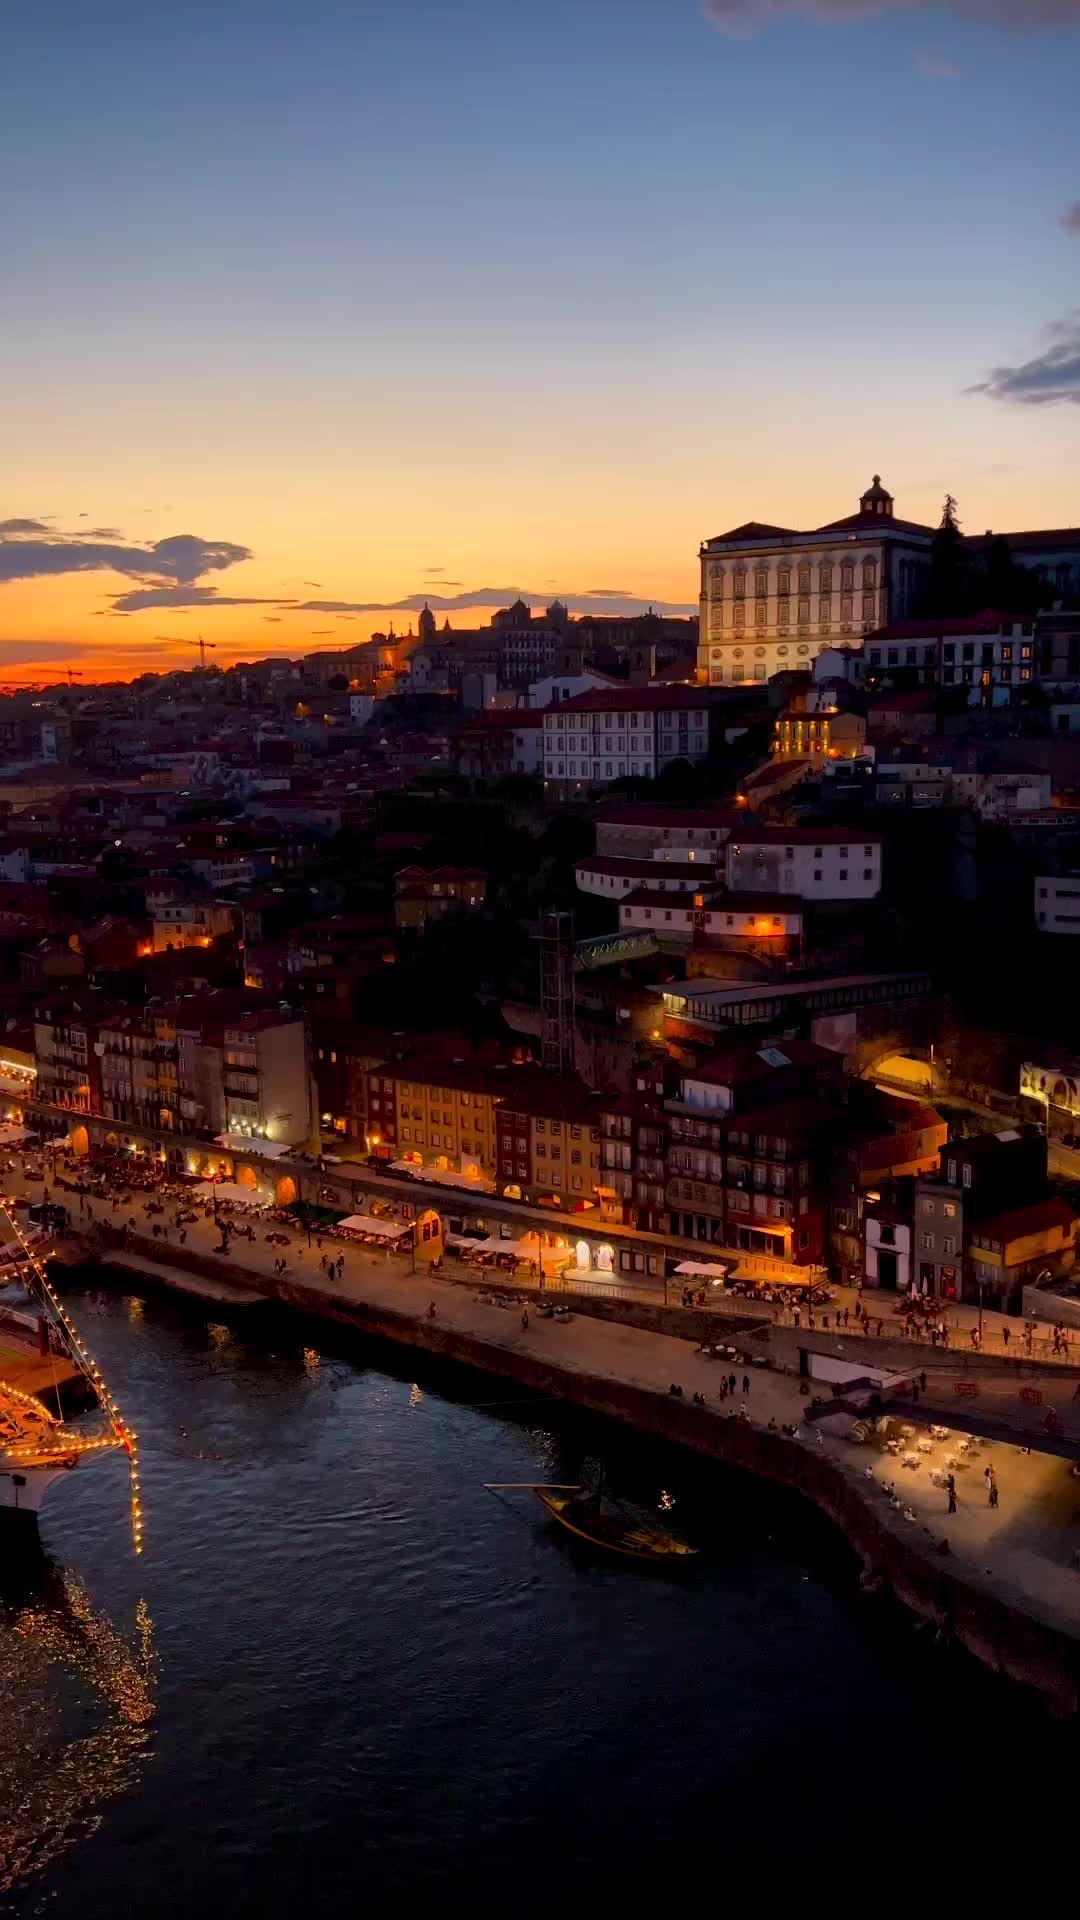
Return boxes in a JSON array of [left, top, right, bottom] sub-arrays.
[[1, 0, 1078, 682]]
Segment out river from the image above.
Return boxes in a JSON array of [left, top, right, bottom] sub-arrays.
[[0, 1274, 1070, 1913]]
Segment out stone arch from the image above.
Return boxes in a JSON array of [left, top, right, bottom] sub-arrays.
[[275, 1174, 297, 1208]]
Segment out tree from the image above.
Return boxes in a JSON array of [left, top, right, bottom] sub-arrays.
[[927, 493, 972, 617], [983, 534, 1040, 617]]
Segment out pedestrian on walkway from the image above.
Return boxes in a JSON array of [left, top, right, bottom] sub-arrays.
[[1003, 1325, 1010, 1348], [521, 1306, 529, 1330], [728, 1372, 737, 1396], [947, 1474, 957, 1514], [874, 1318, 882, 1338], [920, 1371, 927, 1393], [989, 1480, 999, 1509], [742, 1374, 750, 1396]]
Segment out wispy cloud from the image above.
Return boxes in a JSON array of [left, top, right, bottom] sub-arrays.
[[0, 517, 52, 536], [969, 308, 1080, 406], [111, 584, 283, 613], [704, 0, 1080, 33], [295, 587, 697, 617], [1060, 200, 1080, 235], [917, 49, 960, 74], [0, 525, 252, 592]]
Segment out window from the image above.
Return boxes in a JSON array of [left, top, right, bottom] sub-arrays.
[[944, 1201, 956, 1218], [839, 869, 847, 881], [814, 868, 822, 882], [733, 570, 745, 599], [734, 606, 745, 630], [863, 868, 872, 880], [754, 602, 767, 627], [962, 1164, 972, 1188], [797, 599, 810, 626], [754, 570, 767, 597], [797, 567, 810, 593], [942, 1237, 956, 1256]]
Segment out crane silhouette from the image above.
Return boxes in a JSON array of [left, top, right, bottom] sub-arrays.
[[184, 636, 217, 669]]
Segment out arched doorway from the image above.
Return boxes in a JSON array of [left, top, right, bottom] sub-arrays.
[[413, 1209, 443, 1264], [235, 1165, 257, 1189], [275, 1174, 297, 1207], [70, 1124, 90, 1158]]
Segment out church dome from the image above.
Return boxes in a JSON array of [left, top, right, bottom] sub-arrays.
[[860, 474, 894, 516]]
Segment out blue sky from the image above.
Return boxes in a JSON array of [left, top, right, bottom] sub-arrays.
[[0, 0, 1076, 673]]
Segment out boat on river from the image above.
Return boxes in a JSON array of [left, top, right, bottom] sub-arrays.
[[0, 1203, 137, 1533], [484, 1481, 696, 1563], [1, 1383, 125, 1519]]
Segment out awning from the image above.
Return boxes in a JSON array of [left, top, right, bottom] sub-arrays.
[[200, 1179, 271, 1205], [674, 1260, 728, 1280], [214, 1133, 293, 1160], [336, 1214, 410, 1241]]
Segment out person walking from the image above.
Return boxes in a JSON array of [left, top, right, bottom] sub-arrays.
[[947, 1473, 957, 1515], [521, 1306, 529, 1330], [1002, 1324, 1010, 1349], [989, 1479, 999, 1509], [728, 1372, 737, 1397], [742, 1374, 750, 1396], [919, 1371, 927, 1393]]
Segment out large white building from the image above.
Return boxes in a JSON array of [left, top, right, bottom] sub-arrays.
[[724, 826, 882, 902], [1035, 874, 1080, 936], [698, 476, 932, 688], [542, 688, 718, 798]]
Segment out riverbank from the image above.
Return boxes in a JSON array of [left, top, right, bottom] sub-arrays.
[[52, 1223, 1080, 1714]]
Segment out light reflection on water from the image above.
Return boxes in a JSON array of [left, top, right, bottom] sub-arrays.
[[0, 1552, 156, 1895], [1, 1277, 1071, 1915]]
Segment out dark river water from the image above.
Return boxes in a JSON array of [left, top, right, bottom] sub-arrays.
[[1, 1275, 1072, 1914]]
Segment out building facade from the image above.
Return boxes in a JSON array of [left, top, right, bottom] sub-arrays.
[[698, 477, 932, 688], [542, 688, 720, 798]]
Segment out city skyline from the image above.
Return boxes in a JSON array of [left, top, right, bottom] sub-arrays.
[[2, 0, 1078, 681]]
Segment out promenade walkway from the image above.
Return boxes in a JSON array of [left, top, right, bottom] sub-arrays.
[[72, 1183, 1080, 1642], [11, 1163, 1080, 1651]]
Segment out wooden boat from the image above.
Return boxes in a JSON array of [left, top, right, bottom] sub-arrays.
[[532, 1486, 696, 1563]]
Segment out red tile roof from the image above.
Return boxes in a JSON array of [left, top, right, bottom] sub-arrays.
[[728, 825, 881, 847], [704, 520, 796, 543], [974, 1196, 1078, 1247], [869, 609, 1008, 641], [594, 805, 740, 829], [551, 687, 731, 714], [814, 510, 934, 536]]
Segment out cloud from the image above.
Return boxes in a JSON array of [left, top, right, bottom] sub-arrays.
[[917, 49, 960, 73], [263, 616, 283, 624], [110, 584, 284, 613], [1061, 201, 1080, 235], [302, 579, 323, 588], [424, 566, 446, 574], [307, 628, 336, 635], [584, 586, 633, 597], [0, 517, 52, 536], [970, 308, 1080, 406], [0, 526, 251, 590], [295, 586, 697, 617], [704, 0, 1080, 32]]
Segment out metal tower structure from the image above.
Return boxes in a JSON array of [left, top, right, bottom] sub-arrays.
[[539, 910, 576, 1075]]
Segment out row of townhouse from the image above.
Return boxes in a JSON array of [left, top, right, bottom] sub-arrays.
[[595, 1041, 946, 1271], [32, 992, 314, 1148]]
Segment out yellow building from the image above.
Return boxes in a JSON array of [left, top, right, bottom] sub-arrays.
[[773, 706, 866, 760]]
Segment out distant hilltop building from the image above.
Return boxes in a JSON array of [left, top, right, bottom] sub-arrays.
[[699, 477, 1080, 692], [698, 475, 933, 689]]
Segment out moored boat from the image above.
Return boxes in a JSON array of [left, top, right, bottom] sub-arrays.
[[532, 1487, 697, 1562]]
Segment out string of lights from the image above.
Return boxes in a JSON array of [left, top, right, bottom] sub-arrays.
[[0, 1204, 143, 1553]]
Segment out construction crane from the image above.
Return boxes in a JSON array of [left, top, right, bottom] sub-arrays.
[[184, 636, 217, 669]]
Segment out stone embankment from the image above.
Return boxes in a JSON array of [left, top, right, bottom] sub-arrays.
[[58, 1225, 1080, 1716]]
